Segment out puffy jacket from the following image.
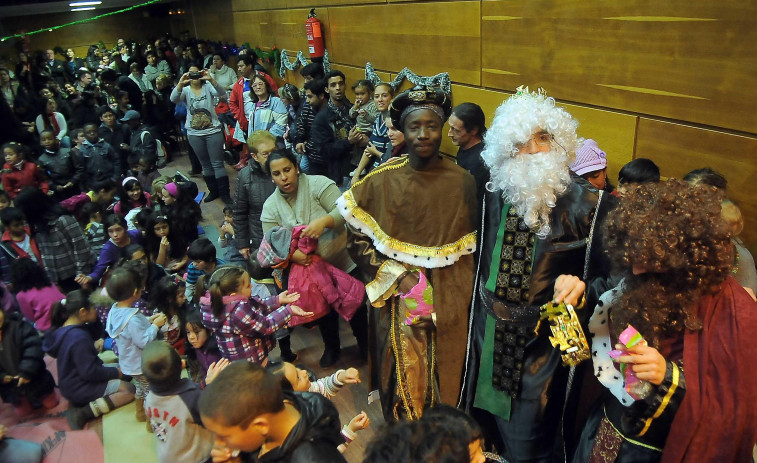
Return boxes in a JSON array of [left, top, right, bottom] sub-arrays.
[[233, 160, 276, 251], [1, 161, 49, 199]]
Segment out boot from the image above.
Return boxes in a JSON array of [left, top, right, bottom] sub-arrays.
[[66, 404, 95, 430], [217, 176, 233, 206], [135, 397, 147, 422], [233, 148, 250, 171], [318, 311, 341, 368], [203, 175, 219, 203], [278, 335, 298, 363]]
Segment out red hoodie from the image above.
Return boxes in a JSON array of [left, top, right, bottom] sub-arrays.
[[1, 161, 49, 199]]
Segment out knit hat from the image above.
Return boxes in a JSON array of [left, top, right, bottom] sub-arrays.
[[570, 139, 607, 176], [163, 182, 178, 198]]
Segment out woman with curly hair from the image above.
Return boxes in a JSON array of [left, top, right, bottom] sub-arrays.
[[573, 179, 757, 463]]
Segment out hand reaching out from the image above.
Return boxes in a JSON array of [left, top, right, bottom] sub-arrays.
[[278, 290, 301, 305], [289, 305, 313, 318], [348, 411, 370, 432], [338, 367, 361, 385], [552, 274, 586, 306], [205, 358, 231, 385]]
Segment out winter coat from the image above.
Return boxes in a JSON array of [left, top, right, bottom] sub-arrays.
[[233, 160, 276, 251], [1, 161, 49, 199], [286, 225, 364, 326], [43, 324, 120, 405], [0, 313, 56, 405]]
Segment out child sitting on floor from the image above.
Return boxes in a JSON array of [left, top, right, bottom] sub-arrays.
[[0, 207, 43, 287], [184, 308, 222, 384], [1, 142, 49, 200], [218, 206, 245, 266], [0, 309, 58, 418], [43, 290, 135, 430], [80, 202, 107, 257], [104, 261, 167, 423], [185, 237, 225, 303], [11, 257, 64, 334]]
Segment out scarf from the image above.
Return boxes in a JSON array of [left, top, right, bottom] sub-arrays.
[[327, 98, 354, 136]]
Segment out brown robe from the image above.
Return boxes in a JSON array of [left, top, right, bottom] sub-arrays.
[[337, 155, 477, 420]]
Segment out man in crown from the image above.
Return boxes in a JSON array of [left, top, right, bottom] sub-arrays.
[[339, 86, 477, 422], [460, 87, 615, 462]]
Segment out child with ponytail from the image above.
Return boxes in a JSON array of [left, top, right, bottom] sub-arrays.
[[198, 265, 313, 364], [43, 290, 136, 430]]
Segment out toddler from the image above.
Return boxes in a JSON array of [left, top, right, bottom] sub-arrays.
[[197, 265, 312, 364], [43, 290, 135, 430], [104, 261, 167, 422], [1, 142, 49, 200], [149, 275, 188, 354], [349, 80, 379, 135], [142, 341, 217, 461]]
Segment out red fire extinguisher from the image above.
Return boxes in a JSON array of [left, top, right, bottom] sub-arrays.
[[305, 8, 325, 60]]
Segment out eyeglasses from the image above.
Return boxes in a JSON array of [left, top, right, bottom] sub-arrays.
[[516, 132, 553, 148]]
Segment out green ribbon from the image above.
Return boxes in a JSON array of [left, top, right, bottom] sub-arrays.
[[1, 0, 162, 42]]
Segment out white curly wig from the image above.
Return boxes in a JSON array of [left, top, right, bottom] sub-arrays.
[[481, 87, 582, 237]]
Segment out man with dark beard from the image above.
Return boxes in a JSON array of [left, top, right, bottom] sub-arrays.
[[460, 87, 615, 462]]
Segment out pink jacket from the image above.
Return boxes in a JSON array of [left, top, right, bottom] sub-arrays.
[[16, 285, 65, 332], [287, 226, 365, 327]]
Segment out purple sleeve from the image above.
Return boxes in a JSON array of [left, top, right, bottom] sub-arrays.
[[88, 240, 118, 280]]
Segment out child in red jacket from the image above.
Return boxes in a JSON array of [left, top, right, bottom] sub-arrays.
[[1, 142, 49, 200]]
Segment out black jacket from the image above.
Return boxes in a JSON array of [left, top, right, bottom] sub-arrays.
[[244, 392, 346, 463], [309, 102, 354, 181], [233, 160, 276, 251], [0, 313, 56, 405]]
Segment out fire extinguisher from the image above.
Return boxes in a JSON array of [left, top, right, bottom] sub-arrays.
[[305, 8, 325, 61]]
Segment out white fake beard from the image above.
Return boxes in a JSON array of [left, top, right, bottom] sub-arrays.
[[488, 148, 572, 237]]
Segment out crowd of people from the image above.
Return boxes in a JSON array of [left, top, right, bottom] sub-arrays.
[[1, 30, 756, 463]]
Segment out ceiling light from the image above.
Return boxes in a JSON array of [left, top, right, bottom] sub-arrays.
[[71, 6, 96, 10], [70, 1, 102, 6]]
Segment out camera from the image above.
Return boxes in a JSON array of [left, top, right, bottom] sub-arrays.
[[188, 71, 203, 80]]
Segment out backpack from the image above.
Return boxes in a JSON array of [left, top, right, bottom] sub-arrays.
[[141, 130, 166, 168]]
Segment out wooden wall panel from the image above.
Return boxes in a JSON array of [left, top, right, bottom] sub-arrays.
[[481, 0, 757, 134], [233, 8, 319, 54], [287, 0, 379, 8], [232, 0, 280, 11], [636, 118, 757, 254], [327, 2, 481, 86], [191, 0, 234, 43]]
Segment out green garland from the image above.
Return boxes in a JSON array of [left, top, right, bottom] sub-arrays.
[[1, 0, 161, 42], [241, 44, 281, 78]]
